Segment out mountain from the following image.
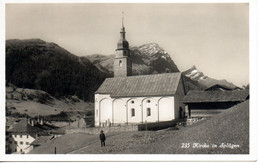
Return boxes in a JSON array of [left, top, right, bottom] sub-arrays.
[[85, 43, 180, 76], [86, 54, 114, 75], [6, 39, 106, 101], [182, 66, 238, 90], [6, 39, 238, 104]]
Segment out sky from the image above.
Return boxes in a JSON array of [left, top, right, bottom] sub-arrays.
[[5, 3, 249, 87]]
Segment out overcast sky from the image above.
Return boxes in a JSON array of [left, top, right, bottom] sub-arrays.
[[6, 3, 249, 87]]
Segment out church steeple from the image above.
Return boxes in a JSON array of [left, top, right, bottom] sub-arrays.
[[114, 13, 132, 77], [117, 12, 129, 51]]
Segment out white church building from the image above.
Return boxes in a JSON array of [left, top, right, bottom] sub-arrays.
[[94, 20, 185, 127]]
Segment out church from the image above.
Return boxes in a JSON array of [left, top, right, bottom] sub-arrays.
[[94, 20, 185, 127]]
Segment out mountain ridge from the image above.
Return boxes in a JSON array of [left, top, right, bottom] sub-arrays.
[[182, 65, 238, 90], [6, 38, 239, 103], [6, 39, 106, 101]]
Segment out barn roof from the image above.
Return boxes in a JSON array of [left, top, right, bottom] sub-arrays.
[[204, 84, 233, 91], [8, 119, 42, 136], [204, 84, 241, 91], [182, 90, 249, 103], [31, 136, 54, 146], [96, 73, 182, 98]]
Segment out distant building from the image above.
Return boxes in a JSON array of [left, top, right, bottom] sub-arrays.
[[182, 90, 249, 117], [94, 19, 185, 127], [6, 118, 57, 154]]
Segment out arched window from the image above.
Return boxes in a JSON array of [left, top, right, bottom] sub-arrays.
[[131, 108, 135, 117], [147, 108, 151, 116], [119, 60, 122, 67], [147, 100, 151, 103]]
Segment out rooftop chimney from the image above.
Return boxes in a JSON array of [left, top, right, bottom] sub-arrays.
[[40, 118, 44, 125], [27, 118, 31, 125], [31, 120, 34, 126]]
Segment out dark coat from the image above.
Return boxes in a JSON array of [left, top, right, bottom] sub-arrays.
[[99, 132, 106, 141]]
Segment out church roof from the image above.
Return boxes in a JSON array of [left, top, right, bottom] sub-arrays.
[[95, 73, 182, 97]]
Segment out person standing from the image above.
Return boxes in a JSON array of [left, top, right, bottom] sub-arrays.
[[99, 130, 106, 147]]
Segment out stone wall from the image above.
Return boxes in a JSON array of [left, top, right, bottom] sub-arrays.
[[65, 124, 138, 134], [138, 119, 180, 131]]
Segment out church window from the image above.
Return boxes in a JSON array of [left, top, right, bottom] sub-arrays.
[[131, 100, 134, 104], [147, 108, 151, 117], [20, 141, 23, 145], [119, 60, 122, 67], [147, 100, 151, 103], [131, 108, 135, 117]]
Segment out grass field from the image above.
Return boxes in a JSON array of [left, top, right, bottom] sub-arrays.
[[6, 87, 94, 117], [30, 100, 249, 154]]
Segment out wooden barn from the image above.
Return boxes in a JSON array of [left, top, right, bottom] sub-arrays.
[[182, 90, 249, 117]]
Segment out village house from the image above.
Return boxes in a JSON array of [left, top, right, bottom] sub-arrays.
[[94, 20, 186, 127], [182, 90, 249, 118], [6, 118, 57, 154]]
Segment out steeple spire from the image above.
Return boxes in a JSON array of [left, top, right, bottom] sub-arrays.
[[120, 11, 125, 39], [122, 11, 124, 28]]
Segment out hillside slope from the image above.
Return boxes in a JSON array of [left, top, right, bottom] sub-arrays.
[[6, 86, 93, 117], [30, 100, 249, 154], [128, 100, 249, 154], [6, 39, 106, 101]]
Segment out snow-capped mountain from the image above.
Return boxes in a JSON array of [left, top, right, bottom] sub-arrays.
[[138, 43, 165, 55], [182, 66, 238, 90], [85, 43, 180, 76]]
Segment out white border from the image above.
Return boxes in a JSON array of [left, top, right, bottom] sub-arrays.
[[0, 0, 258, 162]]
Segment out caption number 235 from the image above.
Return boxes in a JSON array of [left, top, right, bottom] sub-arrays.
[[181, 143, 190, 148]]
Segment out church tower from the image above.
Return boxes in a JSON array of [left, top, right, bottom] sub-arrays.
[[114, 15, 132, 77]]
